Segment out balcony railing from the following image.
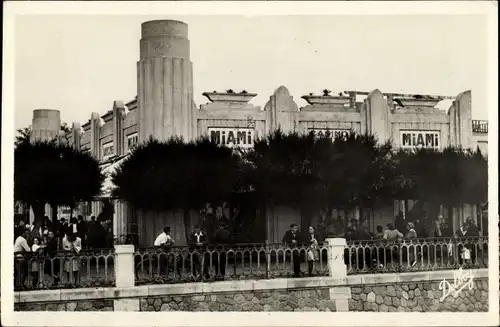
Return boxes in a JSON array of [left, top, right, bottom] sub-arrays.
[[472, 120, 488, 133], [14, 248, 115, 291], [134, 242, 330, 284], [13, 237, 490, 291], [345, 237, 488, 274]]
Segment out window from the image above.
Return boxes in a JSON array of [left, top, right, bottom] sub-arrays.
[[102, 141, 114, 160], [127, 133, 139, 152]]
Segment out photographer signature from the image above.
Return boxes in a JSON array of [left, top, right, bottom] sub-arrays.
[[439, 268, 474, 302]]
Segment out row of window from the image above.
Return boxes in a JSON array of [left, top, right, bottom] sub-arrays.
[[81, 133, 139, 160]]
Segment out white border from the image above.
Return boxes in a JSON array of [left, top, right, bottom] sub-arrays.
[[2, 1, 498, 326]]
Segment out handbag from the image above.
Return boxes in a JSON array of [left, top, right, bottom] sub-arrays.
[[307, 249, 315, 261]]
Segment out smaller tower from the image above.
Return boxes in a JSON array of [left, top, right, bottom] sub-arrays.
[[30, 109, 61, 143]]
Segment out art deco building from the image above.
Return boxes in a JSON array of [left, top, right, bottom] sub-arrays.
[[27, 20, 489, 246]]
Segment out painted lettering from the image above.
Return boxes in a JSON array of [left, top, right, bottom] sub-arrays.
[[227, 131, 235, 145], [236, 131, 246, 145], [208, 128, 255, 148], [399, 131, 441, 149], [210, 131, 221, 144]]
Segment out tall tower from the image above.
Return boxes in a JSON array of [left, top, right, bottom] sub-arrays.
[[137, 20, 195, 143], [30, 109, 61, 143]]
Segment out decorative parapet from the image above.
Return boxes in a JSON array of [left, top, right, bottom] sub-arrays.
[[301, 95, 351, 106], [202, 91, 257, 104], [300, 91, 355, 112], [200, 91, 259, 111]]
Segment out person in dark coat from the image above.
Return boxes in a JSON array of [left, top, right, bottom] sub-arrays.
[[44, 230, 61, 285], [188, 225, 209, 279], [213, 222, 232, 279], [465, 217, 479, 264], [283, 223, 302, 277]]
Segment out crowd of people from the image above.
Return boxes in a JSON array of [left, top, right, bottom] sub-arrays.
[[146, 222, 323, 280], [13, 214, 114, 289], [145, 222, 233, 281], [340, 212, 483, 269]]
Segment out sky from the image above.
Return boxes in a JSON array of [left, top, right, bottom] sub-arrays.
[[14, 14, 489, 130]]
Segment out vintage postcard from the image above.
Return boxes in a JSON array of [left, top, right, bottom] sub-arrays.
[[1, 1, 498, 326]]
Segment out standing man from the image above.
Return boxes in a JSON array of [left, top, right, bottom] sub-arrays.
[[14, 229, 31, 288], [44, 230, 61, 285], [283, 223, 302, 277], [189, 225, 209, 279]]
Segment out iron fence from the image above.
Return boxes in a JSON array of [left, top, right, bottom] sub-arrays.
[[14, 248, 115, 290], [345, 237, 488, 274], [13, 237, 490, 290], [134, 242, 329, 284]]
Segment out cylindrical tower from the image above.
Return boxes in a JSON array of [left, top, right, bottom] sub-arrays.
[[30, 109, 61, 143], [137, 20, 195, 142]]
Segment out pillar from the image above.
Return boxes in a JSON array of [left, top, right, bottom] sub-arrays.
[[113, 101, 127, 156], [264, 85, 299, 134], [448, 90, 473, 149], [113, 244, 139, 311], [30, 109, 61, 143], [137, 20, 195, 143], [365, 89, 391, 143], [90, 112, 101, 159], [71, 123, 82, 150], [114, 244, 135, 287], [325, 238, 347, 279]]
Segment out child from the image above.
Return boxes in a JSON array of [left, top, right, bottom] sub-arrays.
[[30, 238, 43, 287]]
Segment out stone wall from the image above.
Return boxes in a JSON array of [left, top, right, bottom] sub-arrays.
[[349, 279, 488, 312], [140, 288, 337, 312], [12, 269, 488, 313], [15, 299, 113, 311]]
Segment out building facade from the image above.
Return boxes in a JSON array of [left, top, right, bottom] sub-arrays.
[[28, 20, 489, 246]]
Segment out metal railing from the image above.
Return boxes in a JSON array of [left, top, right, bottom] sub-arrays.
[[345, 237, 488, 274], [134, 242, 329, 284], [472, 120, 488, 133], [14, 248, 115, 290]]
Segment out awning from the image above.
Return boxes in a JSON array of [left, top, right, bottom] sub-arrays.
[[100, 155, 129, 198]]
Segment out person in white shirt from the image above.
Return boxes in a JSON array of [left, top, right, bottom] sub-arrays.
[[153, 227, 175, 247], [14, 229, 31, 254], [14, 229, 31, 289], [154, 227, 175, 276], [63, 232, 82, 284]]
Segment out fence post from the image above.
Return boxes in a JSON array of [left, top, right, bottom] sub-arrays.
[[114, 244, 135, 288], [265, 240, 270, 279], [325, 238, 347, 279]]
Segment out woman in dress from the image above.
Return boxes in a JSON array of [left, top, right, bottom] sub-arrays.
[[307, 226, 320, 276], [30, 237, 44, 287], [62, 232, 82, 285]]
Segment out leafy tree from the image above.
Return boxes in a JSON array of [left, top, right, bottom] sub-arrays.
[[111, 136, 241, 241], [15, 123, 73, 147], [244, 130, 327, 220], [392, 146, 488, 225], [15, 127, 32, 147], [15, 140, 104, 224], [322, 132, 394, 233], [245, 130, 394, 236]]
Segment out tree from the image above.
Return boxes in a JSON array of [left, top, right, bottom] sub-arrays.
[[323, 132, 394, 233], [111, 136, 241, 241], [244, 130, 327, 223], [245, 130, 394, 237], [15, 123, 72, 147], [15, 127, 32, 147], [15, 140, 104, 224], [392, 146, 488, 226]]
